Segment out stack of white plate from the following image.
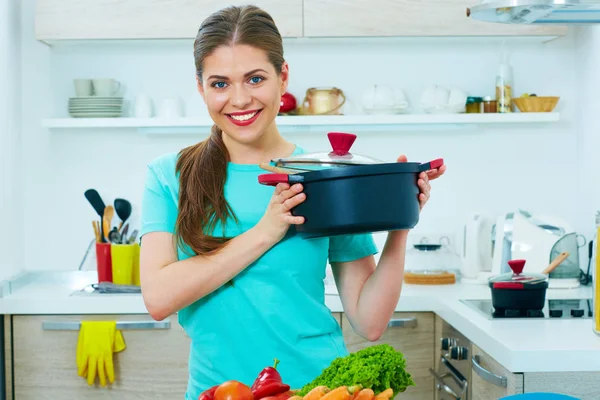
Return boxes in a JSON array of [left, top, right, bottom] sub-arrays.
[[68, 96, 123, 118]]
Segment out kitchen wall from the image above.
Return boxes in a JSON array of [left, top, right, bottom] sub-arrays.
[[1, 0, 23, 280], [575, 26, 600, 247], [18, 0, 582, 271]]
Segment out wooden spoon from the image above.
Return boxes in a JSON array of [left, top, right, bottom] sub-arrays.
[[543, 251, 569, 275], [103, 205, 114, 242]]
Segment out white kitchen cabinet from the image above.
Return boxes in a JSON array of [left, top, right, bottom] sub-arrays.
[[35, 0, 303, 40], [9, 314, 190, 399], [342, 312, 434, 400], [303, 0, 568, 37], [470, 343, 524, 399]]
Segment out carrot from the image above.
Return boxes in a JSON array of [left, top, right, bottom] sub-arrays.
[[320, 386, 352, 400], [373, 388, 393, 400], [303, 386, 330, 400], [353, 388, 375, 400], [289, 397, 303, 400]]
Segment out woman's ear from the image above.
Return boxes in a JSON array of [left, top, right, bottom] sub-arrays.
[[280, 62, 290, 93], [196, 75, 206, 102]]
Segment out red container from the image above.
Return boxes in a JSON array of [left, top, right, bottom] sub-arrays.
[[96, 242, 113, 283]]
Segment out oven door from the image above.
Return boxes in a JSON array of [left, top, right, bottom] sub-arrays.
[[430, 356, 469, 400]]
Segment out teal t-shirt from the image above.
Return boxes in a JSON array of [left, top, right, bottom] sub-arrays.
[[140, 145, 378, 399]]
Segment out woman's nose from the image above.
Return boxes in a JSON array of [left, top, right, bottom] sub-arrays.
[[231, 85, 252, 108]]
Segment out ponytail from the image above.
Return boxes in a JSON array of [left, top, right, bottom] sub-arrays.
[[175, 125, 237, 256]]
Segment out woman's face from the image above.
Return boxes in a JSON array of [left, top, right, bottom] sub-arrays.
[[198, 44, 288, 144]]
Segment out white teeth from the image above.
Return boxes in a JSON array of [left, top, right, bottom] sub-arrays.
[[230, 111, 258, 121]]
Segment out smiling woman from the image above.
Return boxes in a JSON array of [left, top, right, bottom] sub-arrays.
[[138, 4, 444, 400]]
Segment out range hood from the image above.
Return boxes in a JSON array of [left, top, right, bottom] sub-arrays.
[[467, 0, 600, 24]]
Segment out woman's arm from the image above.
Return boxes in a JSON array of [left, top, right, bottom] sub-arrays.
[[140, 182, 307, 321], [331, 230, 408, 341]]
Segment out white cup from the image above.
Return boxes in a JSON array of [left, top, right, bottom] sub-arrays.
[[93, 79, 121, 97], [134, 95, 153, 118], [158, 97, 183, 119], [74, 79, 93, 97]]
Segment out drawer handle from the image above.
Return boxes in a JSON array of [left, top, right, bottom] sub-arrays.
[[42, 320, 171, 331], [387, 317, 417, 328], [472, 354, 508, 388], [428, 368, 460, 400]]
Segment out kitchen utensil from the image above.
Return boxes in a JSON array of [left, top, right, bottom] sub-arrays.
[[257, 132, 444, 238], [91, 282, 141, 294], [121, 223, 129, 238], [258, 163, 297, 174], [103, 205, 114, 242], [548, 232, 585, 288], [114, 198, 132, 229], [299, 87, 346, 115], [127, 229, 139, 244], [92, 221, 101, 243], [458, 212, 495, 284], [108, 227, 122, 244], [488, 259, 549, 311], [404, 271, 456, 285], [404, 237, 461, 282], [84, 189, 106, 241], [543, 251, 569, 274], [513, 96, 559, 112]]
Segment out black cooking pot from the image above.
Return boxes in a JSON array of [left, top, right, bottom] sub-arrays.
[[257, 132, 444, 238], [488, 259, 549, 311]]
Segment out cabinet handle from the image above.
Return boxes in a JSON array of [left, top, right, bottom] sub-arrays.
[[42, 319, 171, 331], [428, 368, 460, 400], [387, 317, 417, 328], [472, 354, 508, 388]]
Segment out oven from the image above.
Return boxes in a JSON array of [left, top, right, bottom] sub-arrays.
[[430, 318, 471, 400]]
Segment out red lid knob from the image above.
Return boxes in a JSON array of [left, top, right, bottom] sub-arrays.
[[327, 132, 356, 156], [507, 259, 526, 275]]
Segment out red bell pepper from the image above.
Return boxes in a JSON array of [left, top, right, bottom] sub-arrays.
[[251, 358, 291, 399], [198, 384, 220, 400]]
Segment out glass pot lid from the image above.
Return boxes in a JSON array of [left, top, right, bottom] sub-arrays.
[[488, 259, 548, 285], [272, 132, 384, 170]]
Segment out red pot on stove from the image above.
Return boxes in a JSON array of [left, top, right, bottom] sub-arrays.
[[488, 259, 549, 311]]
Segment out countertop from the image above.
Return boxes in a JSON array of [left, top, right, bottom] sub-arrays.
[[1, 270, 599, 374]]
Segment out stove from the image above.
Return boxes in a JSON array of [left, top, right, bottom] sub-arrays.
[[461, 298, 594, 320]]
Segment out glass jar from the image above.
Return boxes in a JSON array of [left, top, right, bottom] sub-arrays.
[[466, 97, 483, 113], [483, 96, 498, 113], [405, 237, 462, 276]]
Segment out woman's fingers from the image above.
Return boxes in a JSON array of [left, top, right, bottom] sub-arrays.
[[283, 192, 306, 211], [274, 182, 290, 196], [285, 215, 305, 225], [277, 183, 303, 204]]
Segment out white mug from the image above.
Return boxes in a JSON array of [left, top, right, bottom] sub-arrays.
[[93, 79, 121, 97], [158, 97, 183, 119], [134, 95, 153, 118], [74, 79, 93, 97]]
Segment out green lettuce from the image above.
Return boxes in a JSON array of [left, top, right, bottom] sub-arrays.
[[297, 344, 415, 396]]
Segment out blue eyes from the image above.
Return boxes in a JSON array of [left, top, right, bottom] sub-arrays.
[[211, 76, 264, 89]]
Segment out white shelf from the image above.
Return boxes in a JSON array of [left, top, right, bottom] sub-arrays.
[[42, 113, 561, 134]]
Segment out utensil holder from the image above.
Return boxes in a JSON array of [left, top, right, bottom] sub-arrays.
[[95, 242, 113, 283]]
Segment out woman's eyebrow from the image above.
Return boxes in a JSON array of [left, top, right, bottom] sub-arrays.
[[207, 68, 269, 81]]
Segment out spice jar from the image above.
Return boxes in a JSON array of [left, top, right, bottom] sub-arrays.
[[483, 96, 497, 113], [466, 97, 483, 113]]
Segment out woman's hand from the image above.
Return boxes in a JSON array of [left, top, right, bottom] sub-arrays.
[[255, 182, 306, 244], [397, 155, 446, 210]]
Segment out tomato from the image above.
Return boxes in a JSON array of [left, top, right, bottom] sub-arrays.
[[214, 381, 254, 400]]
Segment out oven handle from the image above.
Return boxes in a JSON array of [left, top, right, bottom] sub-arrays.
[[387, 317, 417, 328], [428, 368, 460, 400], [472, 354, 508, 388]]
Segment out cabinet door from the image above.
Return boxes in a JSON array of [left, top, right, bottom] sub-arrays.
[[303, 0, 567, 37], [12, 314, 190, 399], [342, 312, 434, 400], [35, 0, 303, 40], [470, 343, 523, 400]]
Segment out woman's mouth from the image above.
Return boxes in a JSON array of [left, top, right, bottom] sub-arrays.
[[226, 109, 263, 126]]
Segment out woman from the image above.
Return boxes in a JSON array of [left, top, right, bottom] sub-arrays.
[[139, 5, 445, 399]]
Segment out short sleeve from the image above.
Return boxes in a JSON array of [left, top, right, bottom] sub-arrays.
[[328, 233, 379, 263], [140, 163, 178, 237]]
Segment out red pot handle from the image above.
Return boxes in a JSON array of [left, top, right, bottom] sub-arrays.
[[419, 158, 444, 172], [258, 174, 304, 186]]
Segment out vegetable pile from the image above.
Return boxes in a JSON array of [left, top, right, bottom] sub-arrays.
[[296, 344, 415, 397]]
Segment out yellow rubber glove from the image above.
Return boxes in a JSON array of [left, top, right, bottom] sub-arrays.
[[76, 321, 126, 386]]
